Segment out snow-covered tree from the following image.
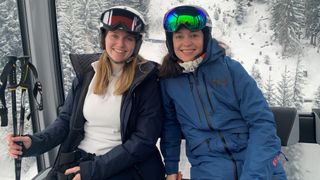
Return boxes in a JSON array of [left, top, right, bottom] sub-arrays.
[[271, 0, 304, 56], [70, 0, 93, 54], [85, 0, 105, 51], [276, 66, 294, 107], [293, 0, 305, 38], [56, 0, 75, 92], [264, 68, 276, 106], [214, 7, 220, 21], [314, 85, 320, 108], [0, 0, 22, 68], [292, 56, 305, 111], [250, 64, 263, 89], [305, 0, 320, 45], [264, 55, 271, 65], [255, 0, 267, 3], [234, 0, 247, 25]]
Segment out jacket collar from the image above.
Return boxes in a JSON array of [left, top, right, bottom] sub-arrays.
[[69, 53, 158, 90], [69, 53, 101, 76], [130, 61, 157, 91]]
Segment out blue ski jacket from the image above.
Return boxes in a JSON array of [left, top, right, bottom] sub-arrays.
[[160, 38, 287, 180], [24, 53, 165, 180]]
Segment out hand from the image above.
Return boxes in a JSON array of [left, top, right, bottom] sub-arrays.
[[7, 134, 32, 158], [65, 166, 81, 180], [167, 171, 183, 180]]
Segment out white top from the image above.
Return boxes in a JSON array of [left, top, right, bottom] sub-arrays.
[[78, 61, 122, 155]]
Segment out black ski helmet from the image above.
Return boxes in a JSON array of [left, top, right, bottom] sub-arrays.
[[99, 6, 146, 59], [163, 5, 212, 61]]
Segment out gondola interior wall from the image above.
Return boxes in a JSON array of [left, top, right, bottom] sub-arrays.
[[1, 0, 320, 179]]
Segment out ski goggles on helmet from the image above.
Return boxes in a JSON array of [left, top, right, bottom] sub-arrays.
[[163, 6, 210, 32], [100, 7, 145, 34]]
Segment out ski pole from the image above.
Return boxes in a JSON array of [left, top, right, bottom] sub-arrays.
[[17, 56, 30, 138], [7, 56, 22, 180]]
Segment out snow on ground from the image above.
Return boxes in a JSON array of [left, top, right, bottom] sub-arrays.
[[299, 143, 320, 179]]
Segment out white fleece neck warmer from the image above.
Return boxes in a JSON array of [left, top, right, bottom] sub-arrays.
[[178, 56, 204, 73]]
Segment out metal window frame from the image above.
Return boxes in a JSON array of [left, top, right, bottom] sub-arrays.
[[16, 0, 65, 172]]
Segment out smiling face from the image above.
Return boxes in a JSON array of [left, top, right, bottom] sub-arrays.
[[105, 29, 136, 63], [172, 28, 204, 62]]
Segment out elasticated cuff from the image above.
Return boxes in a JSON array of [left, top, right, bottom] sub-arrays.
[[79, 160, 93, 180], [165, 161, 179, 175]]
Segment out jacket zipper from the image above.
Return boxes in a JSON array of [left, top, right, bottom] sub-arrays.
[[195, 72, 239, 180], [202, 75, 215, 112], [192, 73, 214, 131], [205, 138, 212, 152], [187, 75, 202, 123]]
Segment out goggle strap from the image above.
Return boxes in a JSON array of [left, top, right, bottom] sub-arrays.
[[101, 9, 144, 33], [103, 11, 112, 26], [132, 16, 138, 32]]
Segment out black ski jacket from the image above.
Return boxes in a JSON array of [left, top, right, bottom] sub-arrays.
[[24, 53, 165, 179]]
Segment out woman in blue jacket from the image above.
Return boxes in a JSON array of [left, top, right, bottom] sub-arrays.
[[159, 5, 287, 180], [7, 6, 165, 180]]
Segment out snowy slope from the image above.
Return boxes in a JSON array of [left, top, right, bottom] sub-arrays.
[[143, 0, 320, 110]]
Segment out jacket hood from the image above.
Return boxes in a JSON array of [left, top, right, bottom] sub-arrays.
[[200, 38, 226, 66]]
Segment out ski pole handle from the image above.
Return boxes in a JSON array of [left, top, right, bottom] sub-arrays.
[[7, 56, 18, 136]]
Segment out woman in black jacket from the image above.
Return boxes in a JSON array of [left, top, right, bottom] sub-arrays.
[[7, 6, 165, 180]]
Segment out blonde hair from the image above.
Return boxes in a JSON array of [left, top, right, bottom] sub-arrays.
[[93, 51, 144, 95]]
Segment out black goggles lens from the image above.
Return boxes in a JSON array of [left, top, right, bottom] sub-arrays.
[[101, 9, 144, 33], [163, 6, 207, 32]]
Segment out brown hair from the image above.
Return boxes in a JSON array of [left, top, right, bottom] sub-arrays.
[[93, 51, 144, 95], [159, 54, 183, 78]]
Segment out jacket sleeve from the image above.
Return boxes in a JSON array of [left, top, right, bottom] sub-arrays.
[[159, 79, 182, 175], [23, 78, 79, 156], [79, 75, 164, 179], [229, 60, 282, 180]]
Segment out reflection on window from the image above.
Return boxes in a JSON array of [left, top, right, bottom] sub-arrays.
[[0, 0, 37, 179]]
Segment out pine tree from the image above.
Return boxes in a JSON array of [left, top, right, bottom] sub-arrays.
[[276, 66, 294, 107], [314, 85, 320, 108], [71, 0, 93, 54], [305, 0, 320, 45], [264, 68, 276, 106], [292, 56, 305, 111], [264, 55, 271, 65], [214, 8, 220, 21], [0, 0, 22, 68], [293, 0, 305, 39], [86, 0, 105, 52], [235, 0, 247, 25], [56, 0, 75, 91], [255, 0, 267, 3], [271, 0, 303, 56], [250, 64, 263, 90]]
